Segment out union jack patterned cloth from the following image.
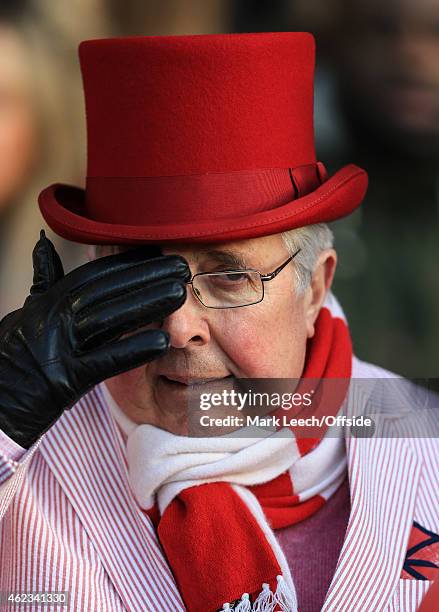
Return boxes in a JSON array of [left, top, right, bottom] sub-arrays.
[[402, 521, 439, 581]]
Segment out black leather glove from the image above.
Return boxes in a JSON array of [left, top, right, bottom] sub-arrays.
[[0, 230, 190, 449]]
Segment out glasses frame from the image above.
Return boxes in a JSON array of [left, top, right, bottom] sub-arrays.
[[187, 247, 302, 309]]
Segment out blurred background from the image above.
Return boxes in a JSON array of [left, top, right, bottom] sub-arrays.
[[0, 0, 437, 376]]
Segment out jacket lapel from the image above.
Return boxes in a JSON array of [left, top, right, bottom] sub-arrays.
[[38, 384, 185, 612], [322, 412, 422, 611]]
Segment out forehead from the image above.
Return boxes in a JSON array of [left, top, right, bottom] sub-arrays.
[[97, 233, 288, 270], [160, 234, 286, 267]]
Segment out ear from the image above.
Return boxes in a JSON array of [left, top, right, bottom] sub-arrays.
[[304, 249, 337, 339]]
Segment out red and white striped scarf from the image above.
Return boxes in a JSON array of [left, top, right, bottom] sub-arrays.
[[103, 304, 352, 611]]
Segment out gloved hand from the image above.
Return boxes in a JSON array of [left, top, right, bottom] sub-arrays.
[[0, 230, 190, 449]]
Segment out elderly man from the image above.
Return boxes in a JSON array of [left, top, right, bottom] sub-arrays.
[[0, 33, 437, 612]]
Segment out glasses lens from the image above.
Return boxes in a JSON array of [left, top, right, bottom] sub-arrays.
[[192, 271, 263, 308]]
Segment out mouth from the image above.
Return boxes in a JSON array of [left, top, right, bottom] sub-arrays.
[[158, 374, 233, 387]]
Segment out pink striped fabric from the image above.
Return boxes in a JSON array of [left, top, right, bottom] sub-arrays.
[[0, 355, 437, 611]]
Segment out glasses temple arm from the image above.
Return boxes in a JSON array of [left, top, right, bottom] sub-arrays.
[[260, 248, 301, 281]]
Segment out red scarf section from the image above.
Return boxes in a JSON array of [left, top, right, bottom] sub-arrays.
[[143, 307, 352, 611]]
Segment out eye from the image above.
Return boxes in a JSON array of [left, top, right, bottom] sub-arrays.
[[222, 272, 248, 282], [210, 272, 260, 292]]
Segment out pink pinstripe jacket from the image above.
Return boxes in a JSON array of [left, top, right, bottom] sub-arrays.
[[0, 356, 438, 611]]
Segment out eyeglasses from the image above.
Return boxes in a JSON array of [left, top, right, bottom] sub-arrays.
[[187, 248, 301, 309]]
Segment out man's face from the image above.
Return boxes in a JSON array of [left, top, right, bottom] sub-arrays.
[[104, 233, 318, 434]]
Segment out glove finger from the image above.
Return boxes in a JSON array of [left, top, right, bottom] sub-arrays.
[[28, 229, 65, 298], [71, 254, 190, 315], [74, 279, 186, 352], [64, 246, 190, 297], [77, 329, 169, 385]]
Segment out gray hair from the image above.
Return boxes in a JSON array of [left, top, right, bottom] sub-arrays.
[[280, 223, 334, 294], [89, 222, 334, 295]]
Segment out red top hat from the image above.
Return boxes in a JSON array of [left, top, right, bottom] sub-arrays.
[[38, 32, 368, 245]]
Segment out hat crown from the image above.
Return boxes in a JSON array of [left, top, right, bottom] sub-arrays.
[[78, 32, 316, 178], [38, 32, 367, 246]]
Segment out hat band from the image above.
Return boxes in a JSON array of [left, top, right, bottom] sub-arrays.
[[85, 163, 327, 225]]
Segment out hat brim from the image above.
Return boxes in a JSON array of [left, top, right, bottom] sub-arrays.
[[38, 164, 367, 245]]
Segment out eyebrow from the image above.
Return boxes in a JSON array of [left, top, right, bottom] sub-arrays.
[[200, 249, 250, 270]]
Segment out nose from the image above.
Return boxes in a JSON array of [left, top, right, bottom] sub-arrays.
[[160, 283, 211, 349]]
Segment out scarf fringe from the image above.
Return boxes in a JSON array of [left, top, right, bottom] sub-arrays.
[[222, 575, 297, 612]]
